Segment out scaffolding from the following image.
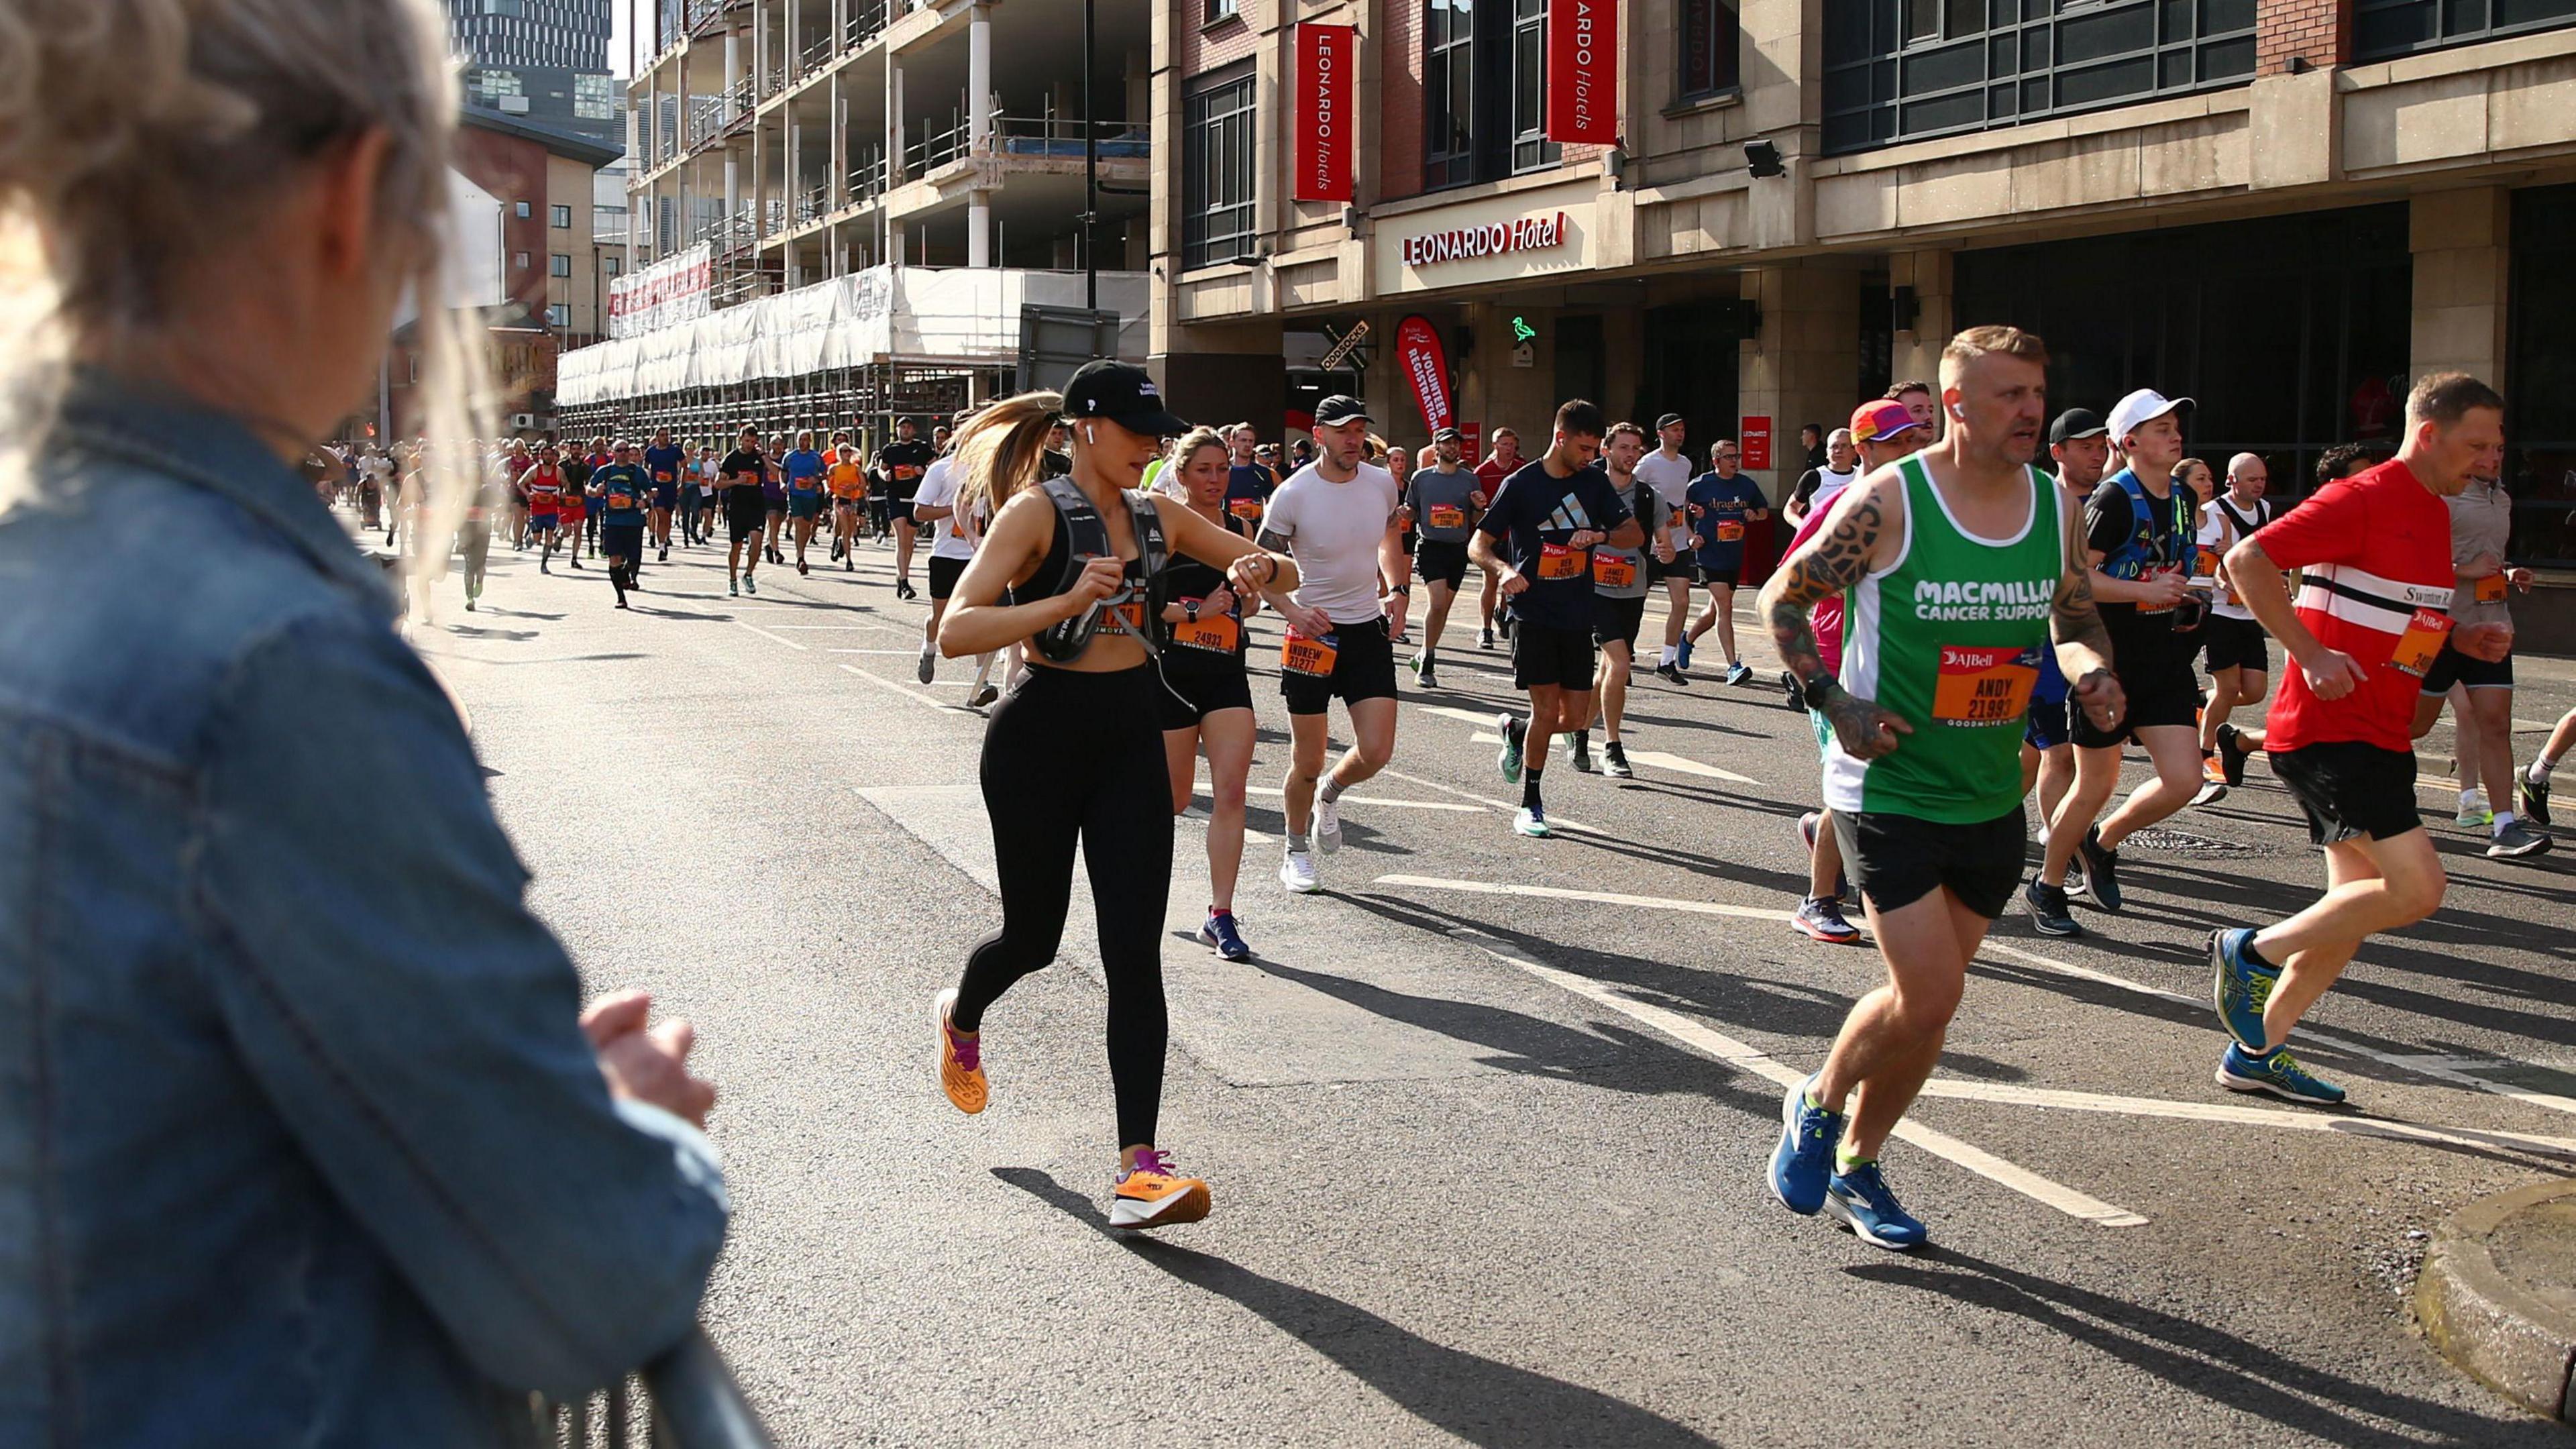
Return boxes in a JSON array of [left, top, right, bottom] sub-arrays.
[[557, 264, 1147, 451]]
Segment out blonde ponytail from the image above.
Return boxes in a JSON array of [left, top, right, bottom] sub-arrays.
[[951, 392, 1064, 526]]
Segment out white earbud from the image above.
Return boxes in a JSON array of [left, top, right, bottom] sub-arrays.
[[1085, 425, 1097, 445], [1947, 401, 1966, 420]]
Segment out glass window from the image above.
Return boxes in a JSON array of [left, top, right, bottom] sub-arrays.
[[1426, 0, 1557, 189], [2508, 184, 2576, 564], [1206, 0, 1240, 19], [1182, 68, 1256, 270], [574, 72, 617, 120], [515, 199, 533, 219], [546, 303, 570, 328], [550, 203, 572, 228], [1678, 0, 1740, 99], [1509, 0, 1560, 173], [550, 253, 572, 277], [1824, 0, 2254, 153], [1425, 0, 1477, 189], [513, 251, 530, 270], [2355, 0, 2575, 58]]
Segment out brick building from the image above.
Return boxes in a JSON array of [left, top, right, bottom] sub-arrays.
[[1152, 0, 2576, 603]]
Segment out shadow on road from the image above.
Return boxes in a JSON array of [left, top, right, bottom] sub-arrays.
[[992, 1167, 1721, 1448], [1846, 1248, 2557, 1447]]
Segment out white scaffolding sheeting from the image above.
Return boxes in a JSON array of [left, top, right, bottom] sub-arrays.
[[558, 266, 1149, 405]]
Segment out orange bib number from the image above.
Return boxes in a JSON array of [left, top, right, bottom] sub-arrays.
[[1097, 600, 1148, 637], [1228, 498, 1264, 523], [1427, 504, 1466, 530], [1173, 605, 1242, 654], [1538, 543, 1587, 581], [1715, 520, 1745, 543], [2389, 608, 2453, 678], [1592, 552, 1638, 590], [1282, 629, 1339, 677], [2474, 573, 2508, 604], [1931, 645, 2040, 724]]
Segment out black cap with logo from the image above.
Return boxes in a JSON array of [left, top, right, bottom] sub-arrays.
[[2048, 408, 2108, 445], [1061, 360, 1190, 437], [1313, 395, 1373, 428]]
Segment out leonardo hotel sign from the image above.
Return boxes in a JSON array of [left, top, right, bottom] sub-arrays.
[[1399, 211, 1570, 269]]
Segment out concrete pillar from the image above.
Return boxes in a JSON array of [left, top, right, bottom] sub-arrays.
[[969, 6, 993, 151], [890, 61, 906, 182], [723, 34, 740, 121], [1737, 265, 1864, 505], [1887, 248, 1953, 396], [829, 76, 848, 210], [2411, 187, 2511, 391], [969, 191, 991, 267]]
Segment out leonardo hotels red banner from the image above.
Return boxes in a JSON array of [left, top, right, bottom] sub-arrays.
[[1293, 23, 1354, 203], [1545, 0, 1617, 146]]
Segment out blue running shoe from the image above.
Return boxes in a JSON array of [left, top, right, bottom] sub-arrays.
[[2210, 928, 2279, 1053], [1768, 1073, 1844, 1216], [1676, 637, 1695, 672], [1198, 909, 1252, 962], [1825, 1161, 1929, 1250], [2216, 1042, 2346, 1106]]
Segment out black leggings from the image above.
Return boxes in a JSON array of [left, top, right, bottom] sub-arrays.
[[460, 521, 490, 600], [951, 663, 1174, 1148]]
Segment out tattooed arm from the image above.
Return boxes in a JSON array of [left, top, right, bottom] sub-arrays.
[[1755, 475, 1912, 760], [2052, 502, 2126, 733]]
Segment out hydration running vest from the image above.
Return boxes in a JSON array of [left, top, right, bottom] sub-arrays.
[[1030, 474, 1173, 664], [2096, 470, 2193, 582]]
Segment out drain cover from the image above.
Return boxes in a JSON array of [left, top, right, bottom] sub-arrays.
[[2123, 826, 2288, 860]]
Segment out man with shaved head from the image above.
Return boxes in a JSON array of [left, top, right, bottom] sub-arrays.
[[2198, 452, 2276, 795]]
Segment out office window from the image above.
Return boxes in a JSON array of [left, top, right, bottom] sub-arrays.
[[1822, 0, 2255, 154], [515, 199, 532, 219], [1181, 68, 1256, 270], [604, 255, 623, 276], [1424, 0, 1558, 189], [551, 203, 572, 228], [1678, 0, 1739, 99], [2354, 0, 2576, 58], [1206, 0, 1240, 19], [575, 72, 616, 120], [513, 251, 531, 270], [550, 253, 572, 277], [547, 303, 570, 328], [468, 68, 523, 103]]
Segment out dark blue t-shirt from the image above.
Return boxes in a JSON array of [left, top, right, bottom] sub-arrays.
[[782, 448, 826, 496], [594, 463, 651, 526], [1686, 471, 1768, 570], [1224, 464, 1275, 528], [643, 444, 686, 496], [1477, 459, 1633, 631]]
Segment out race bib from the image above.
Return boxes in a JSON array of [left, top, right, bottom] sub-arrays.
[[655, 470, 674, 483], [1592, 552, 1638, 590], [1229, 498, 1265, 523], [1932, 644, 2041, 724], [608, 488, 635, 511], [2389, 608, 2453, 678], [1538, 543, 1587, 581], [1173, 603, 1242, 653], [2194, 545, 2220, 580], [2475, 573, 2508, 604], [2138, 563, 2184, 614], [895, 465, 921, 481], [1428, 504, 1466, 530], [1715, 520, 1745, 543], [1282, 629, 1339, 677], [1098, 600, 1148, 636]]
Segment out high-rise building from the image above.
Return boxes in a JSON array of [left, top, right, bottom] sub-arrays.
[[444, 0, 623, 148]]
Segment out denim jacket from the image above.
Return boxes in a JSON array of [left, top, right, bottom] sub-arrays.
[[0, 374, 729, 1446]]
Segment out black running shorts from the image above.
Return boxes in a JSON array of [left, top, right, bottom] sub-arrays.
[[1280, 615, 1399, 716], [2201, 614, 2270, 675], [1647, 554, 1701, 586], [1511, 620, 1597, 691], [2073, 653, 2199, 749], [928, 554, 970, 601], [724, 488, 767, 544], [1414, 539, 1470, 591], [1831, 808, 2025, 919], [1593, 596, 1648, 653], [1158, 650, 1254, 730], [2421, 637, 2512, 693], [2271, 741, 2423, 847]]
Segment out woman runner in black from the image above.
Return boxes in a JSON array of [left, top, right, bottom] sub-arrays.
[[929, 364, 1297, 1230], [1155, 428, 1263, 963]]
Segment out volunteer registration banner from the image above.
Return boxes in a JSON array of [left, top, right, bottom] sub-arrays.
[[607, 242, 712, 339]]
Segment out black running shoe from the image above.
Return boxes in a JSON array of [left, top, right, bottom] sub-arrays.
[[2520, 771, 2554, 828], [2077, 828, 2122, 912], [2023, 879, 2082, 938], [2214, 722, 2251, 788]]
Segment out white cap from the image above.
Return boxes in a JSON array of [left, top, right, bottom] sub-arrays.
[[2106, 388, 2194, 445]]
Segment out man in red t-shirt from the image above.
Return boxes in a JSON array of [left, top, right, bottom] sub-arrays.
[[2208, 372, 2509, 1106]]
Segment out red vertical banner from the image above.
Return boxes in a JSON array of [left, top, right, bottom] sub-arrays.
[[1293, 24, 1356, 203], [1546, 0, 1619, 145], [1393, 315, 1455, 434], [1739, 416, 1774, 470]]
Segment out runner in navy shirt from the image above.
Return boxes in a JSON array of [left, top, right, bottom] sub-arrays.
[[643, 429, 686, 561]]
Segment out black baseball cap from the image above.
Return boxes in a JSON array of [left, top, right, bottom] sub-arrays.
[[2049, 408, 2108, 445], [1655, 412, 1685, 430], [1432, 425, 1463, 443], [1313, 395, 1373, 427], [1062, 360, 1190, 437]]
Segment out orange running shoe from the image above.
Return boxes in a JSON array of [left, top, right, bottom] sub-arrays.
[[933, 987, 987, 1114], [1109, 1149, 1211, 1230]]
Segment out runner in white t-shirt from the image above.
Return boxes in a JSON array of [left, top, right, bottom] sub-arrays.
[[910, 448, 1002, 708], [1633, 413, 1699, 684], [1256, 395, 1405, 894]]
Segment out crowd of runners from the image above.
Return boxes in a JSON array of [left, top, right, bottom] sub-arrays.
[[358, 335, 2551, 1246]]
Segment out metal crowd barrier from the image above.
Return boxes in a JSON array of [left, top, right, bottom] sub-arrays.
[[531, 1329, 773, 1449]]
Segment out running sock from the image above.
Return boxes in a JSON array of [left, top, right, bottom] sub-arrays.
[[2495, 810, 2518, 836], [2532, 755, 2560, 784], [1834, 1143, 1872, 1175], [1521, 767, 1544, 810], [1319, 777, 1345, 806], [2239, 934, 2275, 972], [1660, 645, 1678, 665]]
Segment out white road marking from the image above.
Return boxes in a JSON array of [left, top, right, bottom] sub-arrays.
[[761, 621, 913, 631], [732, 619, 809, 651], [1373, 766, 1599, 834], [1977, 938, 2576, 1121], [1617, 749, 1763, 787], [1484, 945, 2150, 1227], [1911, 1079, 2576, 1160], [1233, 786, 1483, 813], [1377, 874, 1792, 922], [828, 649, 935, 656], [1418, 704, 1502, 727], [835, 661, 964, 712]]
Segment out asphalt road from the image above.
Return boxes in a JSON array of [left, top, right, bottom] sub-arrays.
[[406, 518, 2576, 1448]]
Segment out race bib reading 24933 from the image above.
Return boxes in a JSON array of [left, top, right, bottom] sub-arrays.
[[1932, 644, 2041, 724]]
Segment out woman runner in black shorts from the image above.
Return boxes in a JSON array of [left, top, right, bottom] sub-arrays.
[[1155, 428, 1262, 963], [929, 363, 1297, 1230]]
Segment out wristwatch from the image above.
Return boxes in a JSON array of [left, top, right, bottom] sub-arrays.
[[1799, 673, 1842, 712], [1184, 600, 1200, 624]]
